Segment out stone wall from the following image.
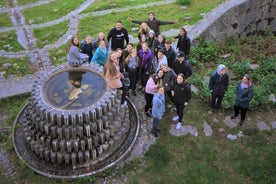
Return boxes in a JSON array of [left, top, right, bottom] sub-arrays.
[[191, 0, 276, 44]]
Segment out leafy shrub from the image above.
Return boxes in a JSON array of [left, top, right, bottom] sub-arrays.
[[176, 0, 192, 5], [231, 59, 250, 77], [191, 37, 220, 63], [222, 85, 235, 109]]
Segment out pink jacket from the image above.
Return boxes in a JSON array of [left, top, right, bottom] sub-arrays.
[[145, 77, 156, 94], [105, 63, 122, 89]]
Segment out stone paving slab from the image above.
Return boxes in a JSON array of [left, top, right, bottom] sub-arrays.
[[272, 121, 276, 129], [169, 124, 198, 137], [203, 121, 213, 136], [257, 121, 271, 131], [0, 75, 36, 99], [224, 116, 239, 128]]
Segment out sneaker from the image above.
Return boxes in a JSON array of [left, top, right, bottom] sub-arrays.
[[176, 122, 182, 130], [230, 115, 237, 119], [151, 131, 159, 137], [167, 104, 173, 108], [239, 121, 244, 127], [172, 115, 179, 121], [121, 101, 127, 108]]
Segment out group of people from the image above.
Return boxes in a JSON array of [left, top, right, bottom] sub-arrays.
[[67, 11, 254, 138], [209, 65, 254, 127]]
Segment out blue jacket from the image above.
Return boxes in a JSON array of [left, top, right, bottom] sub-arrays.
[[91, 47, 108, 66], [235, 82, 254, 108], [152, 92, 165, 119]]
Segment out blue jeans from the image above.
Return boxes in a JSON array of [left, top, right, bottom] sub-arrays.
[[152, 117, 160, 133]]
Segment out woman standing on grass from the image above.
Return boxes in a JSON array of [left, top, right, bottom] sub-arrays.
[[138, 22, 151, 41], [144, 69, 164, 117], [67, 35, 89, 66], [124, 49, 139, 96], [174, 27, 191, 59], [231, 74, 254, 126], [151, 85, 165, 137], [138, 42, 152, 88], [103, 52, 127, 107], [172, 73, 192, 130]]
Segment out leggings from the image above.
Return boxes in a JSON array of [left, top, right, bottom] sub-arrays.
[[144, 93, 154, 112], [234, 105, 247, 122], [175, 103, 185, 123]]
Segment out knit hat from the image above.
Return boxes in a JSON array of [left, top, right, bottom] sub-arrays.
[[149, 30, 155, 35]]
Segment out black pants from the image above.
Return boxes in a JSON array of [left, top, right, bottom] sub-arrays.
[[234, 105, 247, 122], [144, 93, 154, 112], [127, 68, 138, 91], [118, 84, 127, 105], [210, 93, 224, 108], [166, 90, 174, 103], [139, 68, 149, 87], [175, 103, 185, 123]]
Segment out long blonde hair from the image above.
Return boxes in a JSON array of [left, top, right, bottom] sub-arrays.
[[125, 49, 138, 66], [103, 52, 118, 77]]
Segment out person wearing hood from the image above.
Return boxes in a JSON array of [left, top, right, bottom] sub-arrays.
[[231, 74, 254, 126], [128, 11, 178, 36], [172, 73, 192, 130], [151, 85, 165, 137], [209, 64, 229, 109]]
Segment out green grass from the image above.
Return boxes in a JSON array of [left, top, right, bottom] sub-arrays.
[[0, 31, 25, 52], [16, 0, 38, 6], [0, 56, 33, 77], [0, 13, 13, 27], [48, 44, 67, 66], [78, 0, 225, 39], [81, 0, 161, 13], [125, 107, 276, 184], [33, 21, 68, 49], [22, 0, 86, 25]]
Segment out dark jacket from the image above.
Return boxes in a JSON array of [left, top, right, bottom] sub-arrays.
[[172, 59, 192, 79], [80, 41, 93, 62], [132, 18, 174, 36], [164, 46, 176, 68], [107, 27, 129, 50], [235, 82, 254, 108], [175, 35, 191, 57], [172, 82, 192, 104], [209, 71, 229, 95], [163, 69, 177, 92]]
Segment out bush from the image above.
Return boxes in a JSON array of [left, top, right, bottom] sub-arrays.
[[176, 0, 192, 5], [191, 37, 220, 63]]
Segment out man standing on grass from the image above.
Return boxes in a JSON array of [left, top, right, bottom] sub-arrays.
[[107, 20, 129, 51], [128, 11, 178, 36], [172, 51, 192, 79]]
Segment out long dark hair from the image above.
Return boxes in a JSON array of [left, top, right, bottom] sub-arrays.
[[67, 35, 79, 53]]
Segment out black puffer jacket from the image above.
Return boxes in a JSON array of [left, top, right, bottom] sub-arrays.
[[172, 82, 192, 105], [209, 71, 229, 95]]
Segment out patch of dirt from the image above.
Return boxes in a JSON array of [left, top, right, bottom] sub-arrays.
[[240, 37, 276, 62]]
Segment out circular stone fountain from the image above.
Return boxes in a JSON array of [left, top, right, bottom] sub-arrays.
[[12, 63, 140, 179]]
